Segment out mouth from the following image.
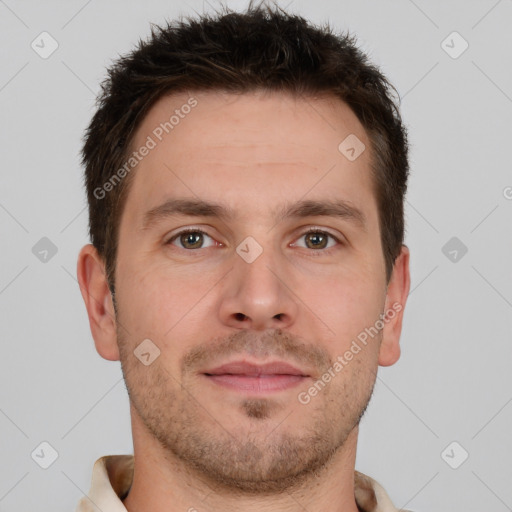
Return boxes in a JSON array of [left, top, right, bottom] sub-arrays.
[[202, 360, 310, 394]]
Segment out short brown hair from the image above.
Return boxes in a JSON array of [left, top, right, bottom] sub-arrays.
[[81, 0, 409, 292]]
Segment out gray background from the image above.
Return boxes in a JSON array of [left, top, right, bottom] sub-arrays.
[[1, 0, 511, 510]]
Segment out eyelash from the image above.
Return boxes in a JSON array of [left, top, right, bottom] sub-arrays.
[[166, 227, 343, 253]]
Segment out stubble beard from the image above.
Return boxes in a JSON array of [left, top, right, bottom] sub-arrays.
[[117, 326, 377, 495]]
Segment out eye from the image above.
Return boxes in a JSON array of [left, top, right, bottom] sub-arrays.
[[165, 227, 341, 252], [291, 228, 341, 251], [166, 228, 219, 250]]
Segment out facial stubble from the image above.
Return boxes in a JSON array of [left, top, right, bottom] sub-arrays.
[[117, 326, 377, 495]]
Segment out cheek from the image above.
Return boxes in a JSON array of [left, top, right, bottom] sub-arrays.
[[116, 260, 216, 345], [308, 267, 385, 350], [115, 261, 169, 338]]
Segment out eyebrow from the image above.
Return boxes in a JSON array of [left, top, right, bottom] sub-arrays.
[[142, 197, 367, 231]]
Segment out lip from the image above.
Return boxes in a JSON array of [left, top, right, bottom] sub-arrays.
[[202, 360, 310, 394], [204, 361, 308, 376]]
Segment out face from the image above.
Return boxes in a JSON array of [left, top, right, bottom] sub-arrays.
[[101, 90, 405, 492]]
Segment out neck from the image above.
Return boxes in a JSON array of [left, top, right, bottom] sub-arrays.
[[122, 407, 361, 512]]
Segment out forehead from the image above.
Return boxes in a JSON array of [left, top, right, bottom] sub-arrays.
[[132, 89, 367, 160], [124, 89, 376, 226]]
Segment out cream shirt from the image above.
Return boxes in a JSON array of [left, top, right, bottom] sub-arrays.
[[75, 455, 409, 512]]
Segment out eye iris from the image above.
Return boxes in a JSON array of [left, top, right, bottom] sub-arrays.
[[176, 232, 330, 250], [181, 232, 203, 249], [305, 232, 327, 249]]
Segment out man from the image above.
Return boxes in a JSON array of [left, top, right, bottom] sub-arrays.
[[76, 1, 411, 511]]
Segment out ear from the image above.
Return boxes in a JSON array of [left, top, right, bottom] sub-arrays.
[[378, 245, 410, 367], [77, 244, 120, 361]]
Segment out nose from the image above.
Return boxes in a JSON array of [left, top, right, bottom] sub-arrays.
[[218, 246, 298, 331]]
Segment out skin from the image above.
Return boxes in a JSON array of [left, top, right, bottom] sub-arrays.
[[77, 89, 410, 512]]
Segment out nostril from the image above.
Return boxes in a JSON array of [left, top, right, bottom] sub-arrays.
[[235, 312, 247, 321]]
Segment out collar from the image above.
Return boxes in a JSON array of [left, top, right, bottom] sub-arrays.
[[75, 455, 402, 512]]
